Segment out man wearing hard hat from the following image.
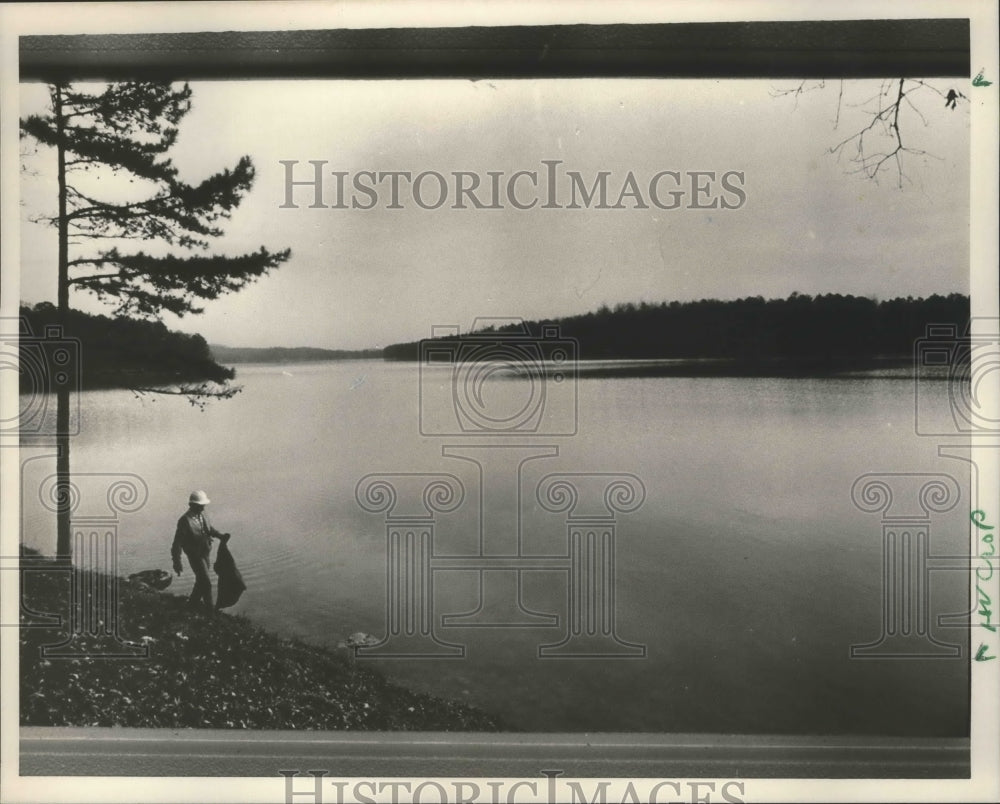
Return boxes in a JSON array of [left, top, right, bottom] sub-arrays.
[[171, 490, 228, 612]]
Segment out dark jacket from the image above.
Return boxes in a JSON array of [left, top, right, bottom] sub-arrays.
[[171, 508, 220, 566], [213, 534, 247, 609]]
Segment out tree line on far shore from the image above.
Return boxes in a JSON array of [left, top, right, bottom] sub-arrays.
[[210, 344, 382, 364], [20, 292, 971, 390], [383, 292, 971, 362]]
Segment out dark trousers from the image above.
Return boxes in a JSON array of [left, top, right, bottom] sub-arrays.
[[187, 553, 213, 610]]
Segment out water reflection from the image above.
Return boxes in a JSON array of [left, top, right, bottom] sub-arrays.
[[20, 361, 968, 734]]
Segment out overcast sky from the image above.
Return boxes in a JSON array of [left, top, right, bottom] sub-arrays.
[[19, 78, 969, 350]]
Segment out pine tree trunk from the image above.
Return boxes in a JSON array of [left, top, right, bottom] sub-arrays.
[[54, 84, 72, 562]]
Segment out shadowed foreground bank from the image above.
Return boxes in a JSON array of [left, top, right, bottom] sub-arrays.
[[18, 550, 503, 731]]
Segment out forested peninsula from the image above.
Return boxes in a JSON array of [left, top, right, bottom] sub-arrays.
[[19, 303, 233, 390]]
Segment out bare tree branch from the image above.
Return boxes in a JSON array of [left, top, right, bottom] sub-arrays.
[[769, 80, 826, 110], [775, 77, 968, 188]]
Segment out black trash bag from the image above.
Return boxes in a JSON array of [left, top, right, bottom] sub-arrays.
[[213, 533, 246, 609]]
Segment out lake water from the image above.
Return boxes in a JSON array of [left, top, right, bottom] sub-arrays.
[[20, 361, 970, 735]]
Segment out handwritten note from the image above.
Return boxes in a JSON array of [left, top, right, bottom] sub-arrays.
[[972, 509, 996, 661]]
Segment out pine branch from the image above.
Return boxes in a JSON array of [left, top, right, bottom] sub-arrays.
[[66, 271, 123, 285], [131, 381, 242, 410], [71, 247, 292, 317]]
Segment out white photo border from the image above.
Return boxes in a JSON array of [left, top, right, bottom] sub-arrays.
[[1, 1, 997, 802]]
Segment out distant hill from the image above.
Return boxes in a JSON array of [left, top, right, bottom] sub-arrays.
[[210, 345, 382, 364], [19, 303, 233, 390]]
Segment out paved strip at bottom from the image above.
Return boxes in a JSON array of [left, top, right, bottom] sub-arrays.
[[19, 728, 970, 778]]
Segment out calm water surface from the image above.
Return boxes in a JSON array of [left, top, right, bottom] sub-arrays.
[[21, 361, 969, 734]]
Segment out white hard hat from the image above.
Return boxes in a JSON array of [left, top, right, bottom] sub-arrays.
[[189, 490, 211, 505]]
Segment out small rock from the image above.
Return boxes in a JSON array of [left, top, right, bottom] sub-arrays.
[[342, 632, 381, 648], [128, 569, 172, 591]]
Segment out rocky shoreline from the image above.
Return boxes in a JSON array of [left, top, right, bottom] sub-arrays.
[[19, 550, 504, 731]]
